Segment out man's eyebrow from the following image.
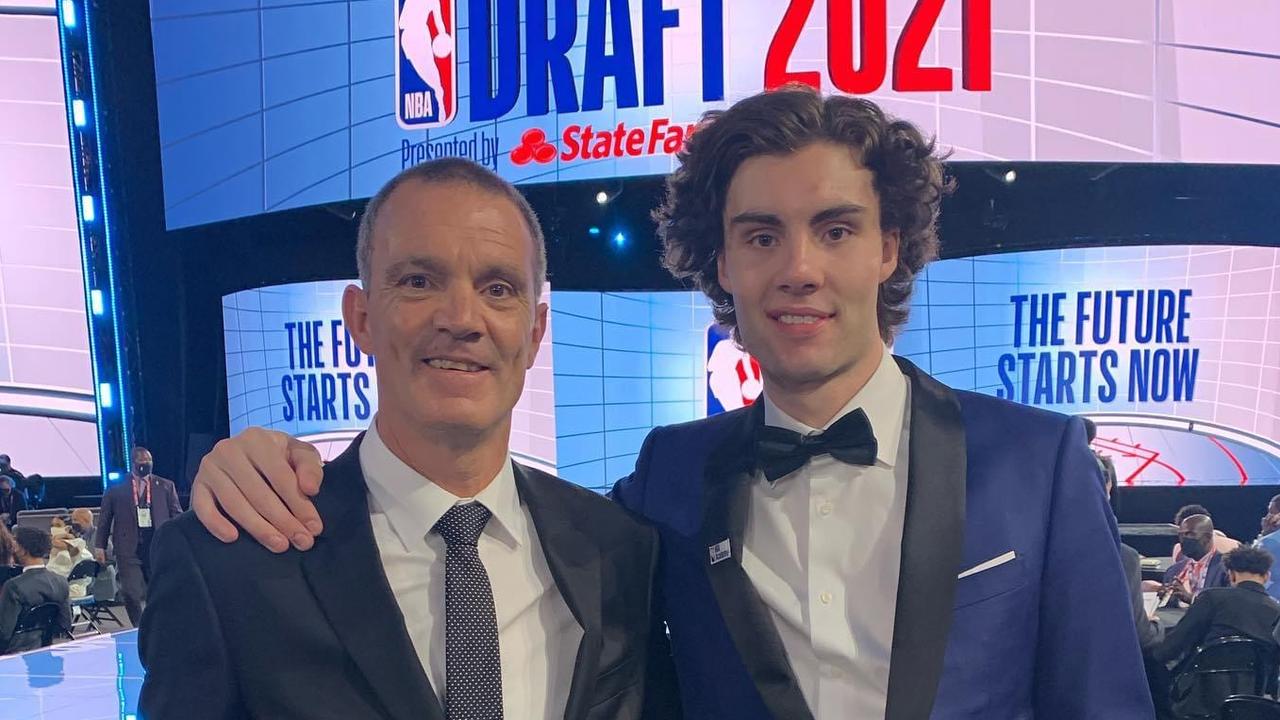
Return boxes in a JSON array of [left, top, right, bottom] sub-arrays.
[[727, 211, 784, 228]]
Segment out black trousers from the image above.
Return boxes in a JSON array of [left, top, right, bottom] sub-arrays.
[[119, 527, 155, 626]]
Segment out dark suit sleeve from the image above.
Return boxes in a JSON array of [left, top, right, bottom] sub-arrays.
[[610, 426, 664, 512], [1121, 545, 1162, 649], [167, 479, 182, 516], [0, 582, 20, 648], [138, 520, 245, 719], [1152, 592, 1215, 664], [56, 583, 71, 635], [641, 529, 682, 720], [1034, 418, 1154, 717], [95, 491, 114, 551], [13, 493, 26, 514], [609, 428, 683, 719]]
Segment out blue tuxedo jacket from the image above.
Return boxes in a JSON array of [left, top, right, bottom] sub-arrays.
[[614, 357, 1154, 719]]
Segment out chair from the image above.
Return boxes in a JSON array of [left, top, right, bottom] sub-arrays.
[[3, 601, 69, 654], [65, 559, 121, 636], [1169, 636, 1280, 719], [14, 508, 69, 531], [1220, 695, 1280, 719]]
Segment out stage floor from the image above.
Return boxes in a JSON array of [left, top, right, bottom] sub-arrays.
[[0, 630, 142, 719]]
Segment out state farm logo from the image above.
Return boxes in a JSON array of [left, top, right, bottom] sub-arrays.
[[510, 119, 695, 166], [511, 129, 558, 165]]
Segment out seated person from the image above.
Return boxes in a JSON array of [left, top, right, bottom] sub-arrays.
[[1152, 547, 1280, 718], [1161, 514, 1230, 606], [0, 527, 71, 653], [1153, 547, 1280, 664], [1099, 451, 1162, 649], [47, 518, 91, 597], [68, 508, 95, 546], [1171, 504, 1240, 561]]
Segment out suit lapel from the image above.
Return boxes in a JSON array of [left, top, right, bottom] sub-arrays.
[[300, 436, 445, 720], [885, 357, 967, 720], [701, 403, 815, 720], [515, 463, 603, 720]]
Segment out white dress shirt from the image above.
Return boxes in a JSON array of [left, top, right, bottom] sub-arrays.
[[360, 420, 583, 719], [741, 347, 911, 719]]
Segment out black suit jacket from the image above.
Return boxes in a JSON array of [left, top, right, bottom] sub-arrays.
[[1153, 581, 1280, 664], [138, 437, 664, 720], [95, 474, 182, 559], [1121, 543, 1162, 649], [0, 567, 71, 652]]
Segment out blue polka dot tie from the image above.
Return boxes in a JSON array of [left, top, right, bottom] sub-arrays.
[[434, 503, 503, 720]]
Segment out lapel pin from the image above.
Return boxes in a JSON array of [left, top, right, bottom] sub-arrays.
[[708, 538, 731, 565]]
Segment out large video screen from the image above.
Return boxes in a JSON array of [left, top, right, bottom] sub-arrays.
[[152, 0, 1280, 229], [224, 245, 1280, 490], [0, 9, 102, 476], [898, 244, 1280, 487]]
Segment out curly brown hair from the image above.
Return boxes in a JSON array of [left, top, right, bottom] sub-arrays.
[[656, 85, 952, 343]]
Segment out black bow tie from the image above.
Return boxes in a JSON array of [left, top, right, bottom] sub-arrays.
[[755, 407, 878, 482]]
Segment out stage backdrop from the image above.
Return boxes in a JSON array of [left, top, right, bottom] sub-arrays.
[[223, 244, 1280, 490], [0, 8, 101, 476], [151, 0, 1280, 228]]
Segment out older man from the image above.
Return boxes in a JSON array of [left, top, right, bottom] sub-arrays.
[[138, 159, 665, 720]]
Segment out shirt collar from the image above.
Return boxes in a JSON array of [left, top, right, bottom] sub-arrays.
[[21, 565, 45, 573], [761, 345, 907, 467], [359, 416, 526, 552]]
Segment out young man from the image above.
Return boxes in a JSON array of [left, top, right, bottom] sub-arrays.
[[0, 526, 71, 653], [1152, 546, 1280, 718], [139, 160, 662, 720], [188, 87, 1151, 718]]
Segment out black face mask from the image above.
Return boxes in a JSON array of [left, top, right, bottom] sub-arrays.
[[135, 462, 153, 477], [1181, 537, 1209, 560], [0, 486, 9, 495]]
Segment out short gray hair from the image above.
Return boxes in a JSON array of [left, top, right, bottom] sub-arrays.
[[356, 158, 547, 297]]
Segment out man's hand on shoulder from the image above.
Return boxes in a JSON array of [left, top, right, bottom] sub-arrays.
[[191, 428, 326, 553]]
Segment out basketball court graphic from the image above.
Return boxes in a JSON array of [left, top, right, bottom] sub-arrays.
[[1089, 423, 1280, 487]]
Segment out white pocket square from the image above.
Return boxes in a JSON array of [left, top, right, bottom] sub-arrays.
[[957, 550, 1017, 580]]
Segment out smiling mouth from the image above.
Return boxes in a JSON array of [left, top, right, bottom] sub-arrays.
[[777, 314, 823, 325], [768, 310, 835, 325], [423, 358, 488, 372]]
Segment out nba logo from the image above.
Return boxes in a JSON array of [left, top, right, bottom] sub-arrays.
[[706, 324, 763, 416], [395, 0, 457, 130]]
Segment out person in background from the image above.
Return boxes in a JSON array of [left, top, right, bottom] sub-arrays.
[[0, 456, 25, 486], [0, 524, 16, 567], [1171, 504, 1240, 561], [47, 517, 90, 581], [1256, 495, 1280, 540], [1154, 547, 1280, 662], [68, 508, 95, 544], [0, 475, 27, 528], [0, 526, 71, 653], [95, 446, 181, 625], [1252, 495, 1280, 601], [1101, 453, 1161, 650], [1163, 514, 1231, 606], [1153, 547, 1280, 718]]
